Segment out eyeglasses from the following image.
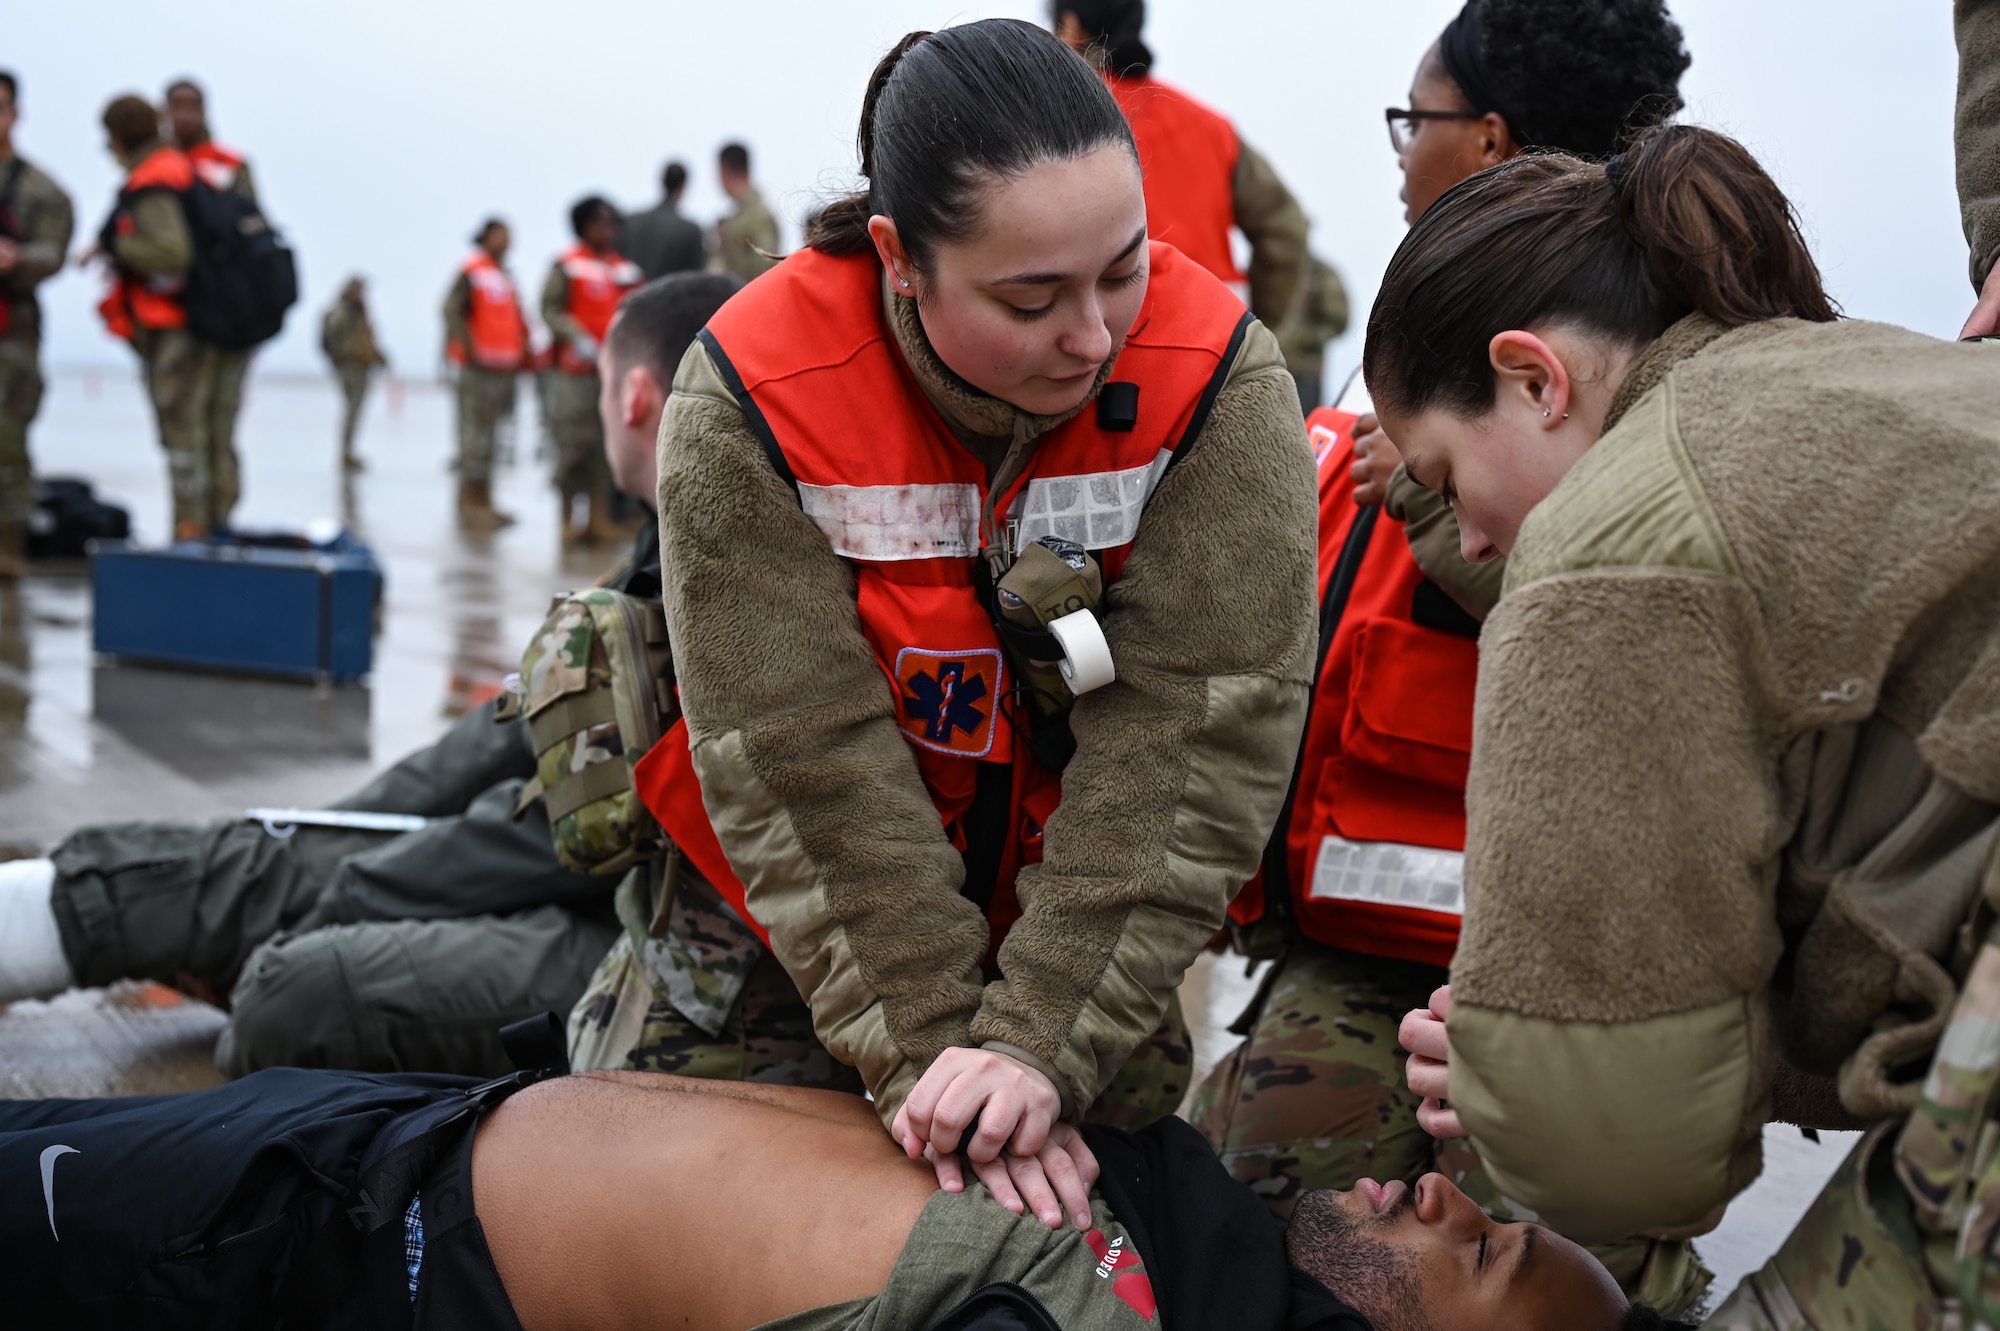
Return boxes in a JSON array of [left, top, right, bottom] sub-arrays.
[[1385, 107, 1486, 153]]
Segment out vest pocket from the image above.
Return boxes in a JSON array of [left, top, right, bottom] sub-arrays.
[[1340, 617, 1476, 790]]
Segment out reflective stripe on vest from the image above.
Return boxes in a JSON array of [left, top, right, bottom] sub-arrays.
[[679, 241, 1251, 939], [797, 449, 1175, 562], [188, 140, 245, 193], [1309, 834, 1464, 916]]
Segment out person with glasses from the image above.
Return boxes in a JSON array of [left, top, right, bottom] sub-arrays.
[[1190, 0, 1699, 1316]]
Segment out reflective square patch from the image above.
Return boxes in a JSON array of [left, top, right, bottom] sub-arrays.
[[894, 646, 1002, 757]]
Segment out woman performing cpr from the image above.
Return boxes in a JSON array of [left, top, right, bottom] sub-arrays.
[[644, 19, 1315, 1229], [1378, 124, 2000, 1323]]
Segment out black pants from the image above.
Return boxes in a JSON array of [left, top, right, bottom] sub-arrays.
[[47, 701, 618, 1077], [0, 1068, 530, 1330]]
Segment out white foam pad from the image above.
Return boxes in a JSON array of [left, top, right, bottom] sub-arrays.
[[0, 859, 73, 1003]]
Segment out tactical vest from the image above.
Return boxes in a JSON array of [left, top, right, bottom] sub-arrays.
[[96, 147, 196, 342], [1106, 74, 1246, 302], [636, 241, 1250, 946], [449, 251, 528, 371], [187, 139, 246, 195], [1230, 405, 1480, 969], [554, 243, 642, 374]]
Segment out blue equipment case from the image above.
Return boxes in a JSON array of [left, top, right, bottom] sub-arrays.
[[91, 537, 381, 682]]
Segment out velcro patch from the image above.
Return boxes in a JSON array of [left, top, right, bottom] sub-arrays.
[[894, 647, 1002, 757]]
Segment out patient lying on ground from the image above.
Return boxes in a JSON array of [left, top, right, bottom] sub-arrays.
[[0, 1069, 1631, 1331]]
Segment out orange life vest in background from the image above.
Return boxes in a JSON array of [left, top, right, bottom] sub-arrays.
[[449, 251, 528, 371], [1228, 406, 1480, 969], [186, 139, 247, 194], [96, 147, 196, 343], [1106, 74, 1245, 301], [554, 243, 642, 374], [635, 242, 1251, 952]]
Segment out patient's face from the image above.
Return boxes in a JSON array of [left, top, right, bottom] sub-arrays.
[[1286, 1174, 1626, 1331]]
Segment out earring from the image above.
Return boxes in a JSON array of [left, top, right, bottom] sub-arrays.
[[1542, 407, 1551, 418], [898, 275, 911, 289]]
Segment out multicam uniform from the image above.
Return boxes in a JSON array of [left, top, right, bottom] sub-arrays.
[[97, 143, 227, 537], [539, 244, 641, 532], [713, 186, 780, 282], [1273, 254, 1348, 413], [442, 251, 527, 489], [0, 152, 74, 556], [320, 293, 386, 462], [182, 135, 257, 527]]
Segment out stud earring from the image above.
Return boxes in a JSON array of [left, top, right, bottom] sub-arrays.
[[1543, 407, 1551, 418]]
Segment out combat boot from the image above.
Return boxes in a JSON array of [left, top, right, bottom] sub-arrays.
[[583, 489, 627, 545], [0, 520, 26, 580], [457, 480, 516, 531]]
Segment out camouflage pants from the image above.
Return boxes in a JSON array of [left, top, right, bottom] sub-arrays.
[[336, 364, 372, 456], [206, 346, 247, 527], [571, 862, 1193, 1126], [542, 370, 609, 504], [133, 328, 241, 534], [455, 366, 515, 484], [1191, 940, 1709, 1315], [1704, 920, 2000, 1329], [0, 337, 44, 523]]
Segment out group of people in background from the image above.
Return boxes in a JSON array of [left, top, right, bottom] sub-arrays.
[[4, 1, 2000, 1329]]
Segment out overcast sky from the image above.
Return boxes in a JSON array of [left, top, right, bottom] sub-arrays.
[[10, 1, 1969, 380]]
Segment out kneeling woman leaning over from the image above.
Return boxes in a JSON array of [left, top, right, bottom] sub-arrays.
[[1374, 124, 2000, 1320], [647, 18, 1315, 1226]]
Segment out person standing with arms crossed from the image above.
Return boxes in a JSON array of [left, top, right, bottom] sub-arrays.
[[443, 218, 528, 530], [1053, 0, 1308, 327], [639, 18, 1314, 1229], [0, 70, 73, 579], [541, 196, 640, 543]]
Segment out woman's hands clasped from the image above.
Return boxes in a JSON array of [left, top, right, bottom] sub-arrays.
[[892, 1046, 1099, 1231]]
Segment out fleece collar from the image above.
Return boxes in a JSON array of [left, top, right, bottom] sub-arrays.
[[1603, 312, 1734, 432]]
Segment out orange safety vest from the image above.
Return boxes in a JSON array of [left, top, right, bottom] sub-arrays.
[[1228, 406, 1480, 969], [96, 147, 196, 343], [1105, 74, 1245, 302], [448, 251, 528, 371], [187, 139, 246, 194], [554, 243, 642, 374], [634, 241, 1251, 950]]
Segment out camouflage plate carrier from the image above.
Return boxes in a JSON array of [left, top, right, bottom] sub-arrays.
[[508, 588, 677, 876]]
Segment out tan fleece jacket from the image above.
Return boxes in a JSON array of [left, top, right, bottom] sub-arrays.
[[1960, 0, 2000, 287], [1447, 314, 2000, 1242], [655, 279, 1316, 1125]]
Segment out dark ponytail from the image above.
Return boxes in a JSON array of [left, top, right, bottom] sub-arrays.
[[1054, 0, 1154, 77], [1363, 124, 1837, 420], [805, 20, 1135, 267]]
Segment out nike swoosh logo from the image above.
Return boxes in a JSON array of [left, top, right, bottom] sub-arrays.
[[40, 1144, 78, 1242]]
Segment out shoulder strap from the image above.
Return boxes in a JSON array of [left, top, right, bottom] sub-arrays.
[[696, 326, 798, 497]]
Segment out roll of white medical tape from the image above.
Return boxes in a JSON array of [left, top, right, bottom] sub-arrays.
[[1048, 609, 1115, 695]]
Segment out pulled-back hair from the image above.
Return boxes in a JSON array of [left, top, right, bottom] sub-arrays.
[[1053, 0, 1153, 77], [101, 95, 162, 154], [1363, 124, 1836, 420], [805, 20, 1135, 270]]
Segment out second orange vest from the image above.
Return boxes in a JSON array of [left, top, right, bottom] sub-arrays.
[[554, 243, 642, 374], [1229, 406, 1480, 969], [636, 241, 1251, 950], [449, 251, 528, 371], [1106, 74, 1245, 301], [96, 147, 196, 343]]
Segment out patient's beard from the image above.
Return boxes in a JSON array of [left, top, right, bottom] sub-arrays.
[[1285, 1190, 1439, 1331]]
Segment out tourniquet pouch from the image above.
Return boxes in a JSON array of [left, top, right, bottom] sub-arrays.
[[512, 588, 678, 876]]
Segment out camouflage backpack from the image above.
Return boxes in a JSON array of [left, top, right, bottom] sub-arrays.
[[508, 588, 677, 876]]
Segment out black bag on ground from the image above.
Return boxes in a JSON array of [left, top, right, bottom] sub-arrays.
[[179, 177, 298, 350], [28, 477, 130, 557]]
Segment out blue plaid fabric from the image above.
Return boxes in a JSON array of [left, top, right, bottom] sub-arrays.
[[403, 1194, 424, 1302]]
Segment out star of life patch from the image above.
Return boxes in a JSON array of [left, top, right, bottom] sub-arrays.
[[894, 646, 1002, 757]]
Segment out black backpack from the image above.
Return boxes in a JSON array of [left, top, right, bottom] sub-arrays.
[[29, 477, 131, 557], [178, 177, 298, 350]]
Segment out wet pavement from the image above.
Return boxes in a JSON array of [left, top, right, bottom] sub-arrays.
[[0, 366, 1848, 1311]]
